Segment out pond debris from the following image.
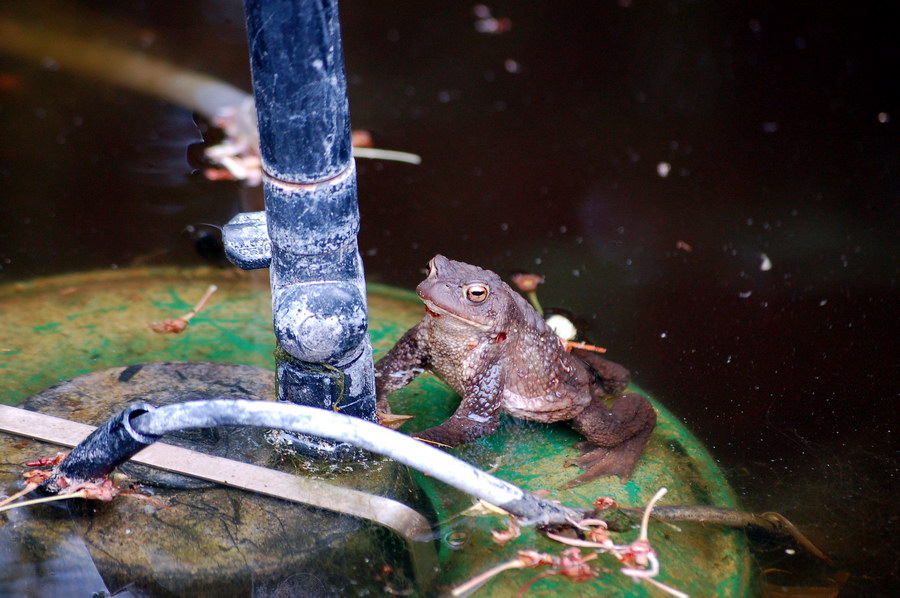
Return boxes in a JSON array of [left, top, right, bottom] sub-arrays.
[[376, 563, 416, 596], [461, 498, 510, 518], [593, 495, 618, 510], [510, 271, 607, 352], [472, 5, 512, 35], [0, 452, 164, 514], [510, 273, 544, 314], [545, 313, 578, 341], [491, 515, 521, 545], [350, 147, 423, 165], [562, 339, 607, 354], [149, 284, 217, 334], [451, 548, 597, 597], [452, 487, 689, 598], [204, 121, 421, 185], [547, 488, 687, 597]]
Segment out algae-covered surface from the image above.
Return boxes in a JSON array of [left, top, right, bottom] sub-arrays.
[[0, 267, 421, 405], [0, 267, 750, 596]]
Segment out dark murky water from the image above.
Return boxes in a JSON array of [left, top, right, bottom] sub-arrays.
[[0, 1, 896, 596]]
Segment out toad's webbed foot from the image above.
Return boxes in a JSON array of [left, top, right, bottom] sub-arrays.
[[563, 392, 656, 488]]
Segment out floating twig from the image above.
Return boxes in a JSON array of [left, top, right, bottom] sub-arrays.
[[451, 556, 533, 597], [351, 147, 422, 165], [150, 284, 217, 334], [0, 489, 88, 513], [563, 340, 607, 354]]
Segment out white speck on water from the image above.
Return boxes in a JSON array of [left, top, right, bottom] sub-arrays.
[[500, 222, 509, 231], [878, 112, 890, 124], [656, 161, 671, 177], [504, 59, 521, 73], [739, 290, 753, 298], [760, 253, 772, 271], [660, 332, 667, 339], [311, 59, 323, 70], [571, 269, 580, 277], [819, 299, 828, 306]]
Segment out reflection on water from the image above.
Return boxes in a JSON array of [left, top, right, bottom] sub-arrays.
[[0, 522, 131, 597], [0, 0, 895, 596]]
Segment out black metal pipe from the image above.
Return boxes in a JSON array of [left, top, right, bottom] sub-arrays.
[[244, 0, 351, 183], [231, 0, 376, 457]]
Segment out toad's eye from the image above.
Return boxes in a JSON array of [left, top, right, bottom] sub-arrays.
[[465, 284, 489, 303]]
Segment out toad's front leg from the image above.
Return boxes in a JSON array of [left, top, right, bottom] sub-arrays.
[[375, 324, 428, 427], [413, 362, 503, 447], [563, 392, 656, 488]]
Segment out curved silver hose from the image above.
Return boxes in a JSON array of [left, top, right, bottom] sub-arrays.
[[130, 399, 582, 525]]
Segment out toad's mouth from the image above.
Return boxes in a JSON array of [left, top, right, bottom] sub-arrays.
[[422, 300, 492, 330]]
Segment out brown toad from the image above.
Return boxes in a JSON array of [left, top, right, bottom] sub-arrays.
[[375, 255, 656, 487]]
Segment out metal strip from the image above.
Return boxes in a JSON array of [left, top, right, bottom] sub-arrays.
[[0, 404, 436, 586]]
